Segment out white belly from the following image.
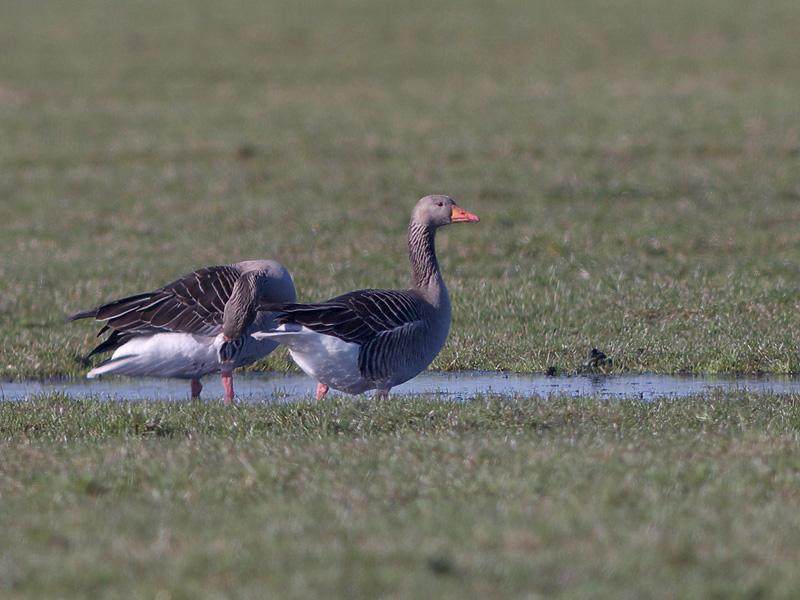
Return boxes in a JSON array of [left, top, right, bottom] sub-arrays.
[[87, 333, 219, 379], [255, 325, 372, 394]]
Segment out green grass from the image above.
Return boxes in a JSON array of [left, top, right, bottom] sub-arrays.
[[2, 393, 800, 598], [3, 0, 800, 377], [5, 1, 800, 597]]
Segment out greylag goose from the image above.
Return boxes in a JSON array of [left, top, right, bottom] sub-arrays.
[[248, 195, 479, 399], [69, 260, 296, 404]]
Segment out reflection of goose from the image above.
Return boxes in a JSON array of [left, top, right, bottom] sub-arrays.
[[252, 196, 479, 400], [69, 260, 296, 404]]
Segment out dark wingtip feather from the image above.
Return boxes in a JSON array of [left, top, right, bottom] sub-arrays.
[[67, 308, 98, 322], [86, 330, 128, 358]]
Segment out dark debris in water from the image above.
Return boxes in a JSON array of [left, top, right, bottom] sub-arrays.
[[580, 348, 613, 374]]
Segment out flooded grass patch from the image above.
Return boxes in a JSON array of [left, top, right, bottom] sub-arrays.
[[6, 371, 800, 404]]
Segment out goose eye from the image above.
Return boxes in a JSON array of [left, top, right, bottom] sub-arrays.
[[436, 201, 443, 207]]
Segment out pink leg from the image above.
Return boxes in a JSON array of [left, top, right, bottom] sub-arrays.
[[190, 378, 203, 399], [316, 382, 329, 401], [221, 373, 234, 406]]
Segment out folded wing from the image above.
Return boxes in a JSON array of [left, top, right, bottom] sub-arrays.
[[69, 265, 242, 356], [262, 289, 426, 381]]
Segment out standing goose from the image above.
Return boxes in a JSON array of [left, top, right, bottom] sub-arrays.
[[69, 260, 296, 404], [249, 195, 478, 399]]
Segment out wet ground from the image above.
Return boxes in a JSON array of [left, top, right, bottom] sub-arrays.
[[4, 371, 800, 402]]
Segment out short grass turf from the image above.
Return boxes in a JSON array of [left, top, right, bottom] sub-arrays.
[[3, 0, 800, 377], [6, 4, 800, 598], [1, 393, 800, 599]]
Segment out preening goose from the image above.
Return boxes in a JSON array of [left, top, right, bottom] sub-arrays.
[[249, 195, 479, 399], [69, 260, 296, 404]]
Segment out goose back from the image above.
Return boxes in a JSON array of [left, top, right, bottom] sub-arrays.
[[70, 260, 295, 357], [264, 286, 450, 389]]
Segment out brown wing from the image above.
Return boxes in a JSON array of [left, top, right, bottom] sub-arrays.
[[262, 288, 427, 381], [263, 289, 424, 346], [69, 265, 242, 356]]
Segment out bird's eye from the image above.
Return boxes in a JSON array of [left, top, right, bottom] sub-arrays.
[[436, 201, 443, 207]]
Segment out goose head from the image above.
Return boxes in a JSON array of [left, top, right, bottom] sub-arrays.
[[411, 195, 480, 228]]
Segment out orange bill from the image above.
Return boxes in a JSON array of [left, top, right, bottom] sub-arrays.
[[450, 205, 480, 223]]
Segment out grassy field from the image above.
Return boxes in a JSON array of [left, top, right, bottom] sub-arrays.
[[3, 0, 800, 378], [2, 393, 800, 598], [5, 1, 800, 598]]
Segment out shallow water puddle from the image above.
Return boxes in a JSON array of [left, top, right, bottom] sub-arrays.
[[3, 372, 800, 402]]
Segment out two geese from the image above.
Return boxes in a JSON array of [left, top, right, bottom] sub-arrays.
[[70, 196, 479, 403]]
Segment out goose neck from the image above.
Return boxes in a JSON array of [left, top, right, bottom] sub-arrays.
[[408, 221, 445, 301]]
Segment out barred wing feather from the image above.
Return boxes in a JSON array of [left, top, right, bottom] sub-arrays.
[[69, 265, 242, 356], [268, 289, 424, 346]]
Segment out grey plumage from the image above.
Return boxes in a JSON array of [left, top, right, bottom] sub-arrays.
[[70, 259, 296, 373], [263, 288, 429, 383], [259, 195, 479, 395]]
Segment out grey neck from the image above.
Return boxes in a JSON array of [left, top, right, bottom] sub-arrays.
[[408, 221, 445, 303]]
